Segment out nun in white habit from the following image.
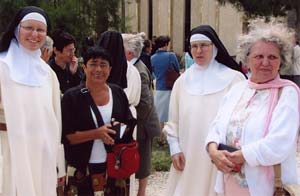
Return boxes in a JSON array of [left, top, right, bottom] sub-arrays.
[[163, 25, 245, 196], [0, 6, 64, 196]]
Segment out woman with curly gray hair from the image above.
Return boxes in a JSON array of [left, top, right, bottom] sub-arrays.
[[206, 18, 300, 195]]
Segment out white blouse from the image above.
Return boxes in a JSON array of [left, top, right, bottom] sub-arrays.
[[89, 88, 113, 163], [206, 81, 300, 196]]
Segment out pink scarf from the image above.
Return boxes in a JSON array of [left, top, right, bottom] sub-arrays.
[[248, 74, 300, 179], [248, 75, 300, 136]]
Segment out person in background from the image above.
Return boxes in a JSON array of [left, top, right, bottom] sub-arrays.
[[97, 31, 128, 89], [62, 46, 136, 196], [124, 58, 141, 196], [140, 37, 153, 75], [48, 30, 83, 94], [122, 32, 160, 196], [97, 30, 140, 195], [151, 35, 180, 144], [40, 35, 53, 62], [0, 6, 65, 195], [163, 25, 245, 196], [206, 18, 300, 196], [184, 51, 194, 70], [293, 40, 300, 74]]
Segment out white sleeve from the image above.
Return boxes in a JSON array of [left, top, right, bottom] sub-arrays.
[[57, 144, 66, 178], [242, 87, 299, 166], [167, 134, 182, 156]]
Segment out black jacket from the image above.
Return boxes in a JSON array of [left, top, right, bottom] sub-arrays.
[[61, 83, 136, 170]]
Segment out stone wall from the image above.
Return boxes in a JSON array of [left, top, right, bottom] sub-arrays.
[[125, 0, 244, 56]]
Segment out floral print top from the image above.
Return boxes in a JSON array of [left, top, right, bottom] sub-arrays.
[[225, 87, 270, 188]]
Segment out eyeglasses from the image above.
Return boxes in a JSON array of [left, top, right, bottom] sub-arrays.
[[89, 63, 110, 69], [190, 43, 212, 50], [20, 25, 46, 34]]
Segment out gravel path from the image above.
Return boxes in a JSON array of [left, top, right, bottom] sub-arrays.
[[132, 171, 169, 196], [130, 153, 300, 196]]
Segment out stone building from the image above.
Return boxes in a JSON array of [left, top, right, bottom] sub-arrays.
[[124, 0, 245, 56]]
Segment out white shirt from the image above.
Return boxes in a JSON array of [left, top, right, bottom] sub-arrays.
[[89, 88, 113, 163], [205, 81, 299, 195]]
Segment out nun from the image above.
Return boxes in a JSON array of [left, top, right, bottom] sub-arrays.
[[97, 31, 128, 89], [163, 25, 245, 196], [0, 6, 64, 196]]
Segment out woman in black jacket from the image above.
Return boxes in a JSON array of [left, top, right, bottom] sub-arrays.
[[62, 46, 136, 196]]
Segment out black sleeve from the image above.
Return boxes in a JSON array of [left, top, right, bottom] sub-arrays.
[[61, 91, 76, 145], [70, 67, 83, 87], [110, 85, 137, 142]]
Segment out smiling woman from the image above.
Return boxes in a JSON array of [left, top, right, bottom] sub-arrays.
[[0, 6, 65, 196], [19, 20, 47, 51], [62, 46, 136, 195]]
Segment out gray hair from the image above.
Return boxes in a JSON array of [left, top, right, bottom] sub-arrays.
[[41, 36, 53, 52], [122, 33, 145, 58], [236, 18, 295, 73]]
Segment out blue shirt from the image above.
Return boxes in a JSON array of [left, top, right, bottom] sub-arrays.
[[151, 50, 180, 90], [184, 52, 194, 70]]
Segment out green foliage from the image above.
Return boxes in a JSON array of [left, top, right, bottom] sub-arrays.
[[0, 0, 124, 55], [218, 0, 300, 38], [217, 0, 295, 17], [151, 137, 171, 172]]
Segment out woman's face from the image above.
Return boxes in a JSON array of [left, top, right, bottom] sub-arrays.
[[247, 40, 281, 83], [190, 40, 213, 66], [145, 43, 152, 54], [84, 57, 111, 85], [19, 20, 47, 51]]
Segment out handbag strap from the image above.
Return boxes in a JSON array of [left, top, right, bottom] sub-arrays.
[[81, 87, 105, 128], [274, 164, 283, 189], [273, 88, 284, 189]]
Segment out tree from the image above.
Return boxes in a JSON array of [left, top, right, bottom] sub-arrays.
[[217, 0, 300, 38]]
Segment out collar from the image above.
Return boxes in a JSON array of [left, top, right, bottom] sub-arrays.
[[184, 60, 237, 95], [129, 57, 139, 65], [0, 39, 49, 86]]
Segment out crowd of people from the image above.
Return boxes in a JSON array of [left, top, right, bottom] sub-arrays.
[[0, 5, 300, 196]]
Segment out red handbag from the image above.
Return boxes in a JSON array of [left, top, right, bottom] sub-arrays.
[[165, 53, 180, 89], [106, 141, 140, 179], [165, 67, 180, 89]]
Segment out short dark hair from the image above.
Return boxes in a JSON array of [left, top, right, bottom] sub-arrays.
[[142, 39, 152, 52], [154, 35, 170, 48], [52, 30, 75, 52], [83, 46, 111, 66]]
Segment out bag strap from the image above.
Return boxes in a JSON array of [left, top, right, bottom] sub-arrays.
[[273, 88, 284, 189], [274, 164, 283, 189], [81, 87, 105, 128]]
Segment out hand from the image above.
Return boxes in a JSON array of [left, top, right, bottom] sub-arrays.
[[171, 152, 185, 171], [227, 150, 245, 165], [96, 125, 116, 145], [69, 56, 78, 75], [208, 143, 235, 173]]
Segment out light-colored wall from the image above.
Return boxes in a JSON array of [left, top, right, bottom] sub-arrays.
[[125, 0, 138, 32], [218, 3, 244, 55], [125, 0, 244, 56], [139, 0, 149, 33], [171, 0, 185, 54], [152, 0, 171, 36]]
